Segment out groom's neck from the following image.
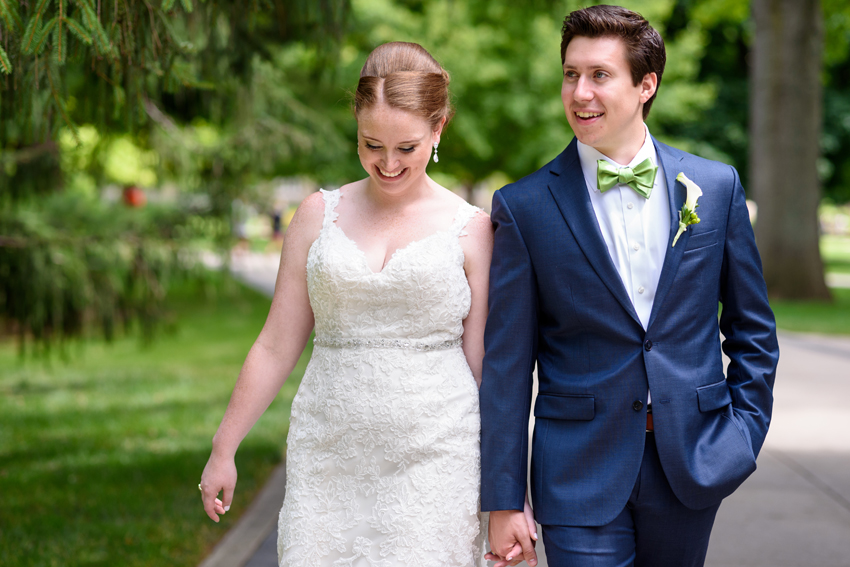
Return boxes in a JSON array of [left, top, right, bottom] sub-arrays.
[[592, 123, 648, 166]]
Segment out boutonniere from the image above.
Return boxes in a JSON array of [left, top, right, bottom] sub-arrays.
[[672, 172, 702, 247]]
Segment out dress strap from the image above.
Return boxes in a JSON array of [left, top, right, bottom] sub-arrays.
[[450, 201, 483, 237], [319, 189, 341, 231]]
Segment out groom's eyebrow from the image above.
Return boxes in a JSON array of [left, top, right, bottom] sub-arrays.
[[563, 62, 609, 73]]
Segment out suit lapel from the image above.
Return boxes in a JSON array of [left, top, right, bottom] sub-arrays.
[[647, 138, 690, 330], [547, 140, 642, 327]]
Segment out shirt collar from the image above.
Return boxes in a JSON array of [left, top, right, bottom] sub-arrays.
[[577, 125, 659, 193]]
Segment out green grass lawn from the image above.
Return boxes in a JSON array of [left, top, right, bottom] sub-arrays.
[[822, 234, 850, 274], [0, 275, 309, 566], [765, 235, 850, 335], [770, 287, 850, 335]]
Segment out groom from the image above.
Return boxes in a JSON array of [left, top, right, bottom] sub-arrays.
[[480, 5, 779, 567]]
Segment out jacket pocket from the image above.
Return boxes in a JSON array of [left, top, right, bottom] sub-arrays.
[[533, 393, 595, 421], [684, 229, 718, 252], [696, 379, 732, 412]]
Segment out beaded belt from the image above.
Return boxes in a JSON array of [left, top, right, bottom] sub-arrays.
[[313, 336, 462, 352]]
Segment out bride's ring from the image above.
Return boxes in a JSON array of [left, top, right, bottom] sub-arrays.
[[198, 483, 203, 492]]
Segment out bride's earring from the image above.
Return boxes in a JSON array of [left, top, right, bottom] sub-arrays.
[[433, 142, 439, 163]]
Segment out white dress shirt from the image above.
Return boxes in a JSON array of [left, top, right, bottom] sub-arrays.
[[577, 127, 670, 403], [576, 126, 671, 331]]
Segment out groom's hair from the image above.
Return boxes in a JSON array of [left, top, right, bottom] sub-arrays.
[[560, 5, 666, 119]]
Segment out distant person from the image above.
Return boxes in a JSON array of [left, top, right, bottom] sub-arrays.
[[481, 6, 779, 567], [271, 206, 283, 241], [200, 42, 517, 566]]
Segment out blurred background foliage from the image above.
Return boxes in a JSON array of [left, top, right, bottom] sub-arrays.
[[2, 0, 850, 351]]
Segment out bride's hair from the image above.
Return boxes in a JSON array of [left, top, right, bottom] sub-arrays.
[[354, 42, 454, 129]]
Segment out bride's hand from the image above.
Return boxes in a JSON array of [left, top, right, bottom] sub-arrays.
[[199, 454, 237, 522], [523, 495, 537, 544]]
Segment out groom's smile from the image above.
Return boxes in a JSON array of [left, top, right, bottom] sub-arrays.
[[561, 35, 657, 164]]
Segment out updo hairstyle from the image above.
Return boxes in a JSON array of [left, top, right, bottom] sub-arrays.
[[354, 42, 454, 130]]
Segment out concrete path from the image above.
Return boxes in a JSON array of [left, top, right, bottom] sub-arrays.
[[199, 251, 850, 567]]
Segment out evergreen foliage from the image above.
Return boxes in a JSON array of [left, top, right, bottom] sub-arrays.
[[0, 0, 349, 353]]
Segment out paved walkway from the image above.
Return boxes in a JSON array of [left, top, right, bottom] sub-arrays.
[[199, 252, 850, 567]]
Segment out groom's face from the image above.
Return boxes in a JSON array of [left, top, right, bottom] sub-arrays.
[[561, 35, 657, 162]]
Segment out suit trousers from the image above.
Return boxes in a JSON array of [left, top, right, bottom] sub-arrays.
[[541, 434, 721, 567]]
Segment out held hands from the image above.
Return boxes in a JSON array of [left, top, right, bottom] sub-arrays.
[[485, 497, 538, 567], [199, 453, 237, 522]]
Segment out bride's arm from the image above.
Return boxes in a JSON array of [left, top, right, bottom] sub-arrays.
[[460, 211, 494, 388], [200, 193, 324, 522]]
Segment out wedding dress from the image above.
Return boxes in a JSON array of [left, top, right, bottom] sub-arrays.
[[277, 189, 486, 567]]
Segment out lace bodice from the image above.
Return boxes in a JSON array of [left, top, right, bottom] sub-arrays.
[[306, 189, 479, 344]]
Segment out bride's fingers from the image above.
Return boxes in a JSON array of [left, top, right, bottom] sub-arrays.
[[486, 556, 512, 567], [485, 550, 514, 567], [524, 515, 538, 545], [200, 486, 220, 523], [214, 497, 226, 515], [503, 542, 522, 563], [222, 485, 234, 513]]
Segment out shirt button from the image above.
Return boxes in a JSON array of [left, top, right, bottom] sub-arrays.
[[638, 286, 645, 294], [627, 202, 634, 209], [633, 243, 640, 252]]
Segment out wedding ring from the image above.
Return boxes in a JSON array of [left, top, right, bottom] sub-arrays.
[[198, 483, 203, 492]]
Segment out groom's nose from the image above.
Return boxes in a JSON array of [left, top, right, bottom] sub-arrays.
[[573, 77, 594, 101]]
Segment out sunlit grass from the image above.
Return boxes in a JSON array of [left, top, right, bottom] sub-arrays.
[[0, 275, 308, 566], [822, 234, 850, 274], [771, 287, 850, 335]]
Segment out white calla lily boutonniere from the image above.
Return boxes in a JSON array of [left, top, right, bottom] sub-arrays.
[[672, 172, 702, 247]]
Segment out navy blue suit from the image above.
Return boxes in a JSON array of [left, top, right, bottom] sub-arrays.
[[480, 138, 779, 537]]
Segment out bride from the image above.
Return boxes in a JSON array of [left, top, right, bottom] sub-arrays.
[[200, 42, 535, 566]]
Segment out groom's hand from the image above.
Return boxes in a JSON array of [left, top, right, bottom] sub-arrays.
[[487, 509, 538, 567]]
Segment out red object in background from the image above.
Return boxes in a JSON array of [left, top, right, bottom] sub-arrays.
[[122, 185, 147, 207]]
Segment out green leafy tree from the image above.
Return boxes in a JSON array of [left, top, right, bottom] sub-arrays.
[[0, 0, 349, 353], [329, 0, 728, 198]]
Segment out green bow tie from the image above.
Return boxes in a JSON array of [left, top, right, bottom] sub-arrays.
[[597, 158, 658, 198]]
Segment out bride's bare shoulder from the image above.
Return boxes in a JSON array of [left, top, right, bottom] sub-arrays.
[[284, 191, 327, 249]]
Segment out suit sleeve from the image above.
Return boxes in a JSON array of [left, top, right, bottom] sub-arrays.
[[718, 166, 780, 457], [480, 189, 538, 512]]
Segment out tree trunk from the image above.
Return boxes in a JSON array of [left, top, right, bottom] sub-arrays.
[[750, 0, 831, 300]]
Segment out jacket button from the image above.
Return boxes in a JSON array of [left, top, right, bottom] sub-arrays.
[[633, 400, 644, 411], [644, 339, 653, 351]]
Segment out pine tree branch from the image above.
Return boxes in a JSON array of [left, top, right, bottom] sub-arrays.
[[0, 44, 12, 73], [0, 0, 25, 35]]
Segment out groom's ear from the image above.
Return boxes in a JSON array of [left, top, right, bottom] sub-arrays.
[[639, 72, 658, 104]]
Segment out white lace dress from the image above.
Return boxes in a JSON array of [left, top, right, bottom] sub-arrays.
[[277, 189, 486, 567]]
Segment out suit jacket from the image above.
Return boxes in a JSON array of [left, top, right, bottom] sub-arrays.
[[479, 137, 779, 526]]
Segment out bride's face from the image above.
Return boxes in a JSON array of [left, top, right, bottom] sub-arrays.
[[356, 102, 441, 192]]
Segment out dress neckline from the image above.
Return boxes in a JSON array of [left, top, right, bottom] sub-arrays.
[[332, 222, 453, 275], [318, 187, 478, 276]]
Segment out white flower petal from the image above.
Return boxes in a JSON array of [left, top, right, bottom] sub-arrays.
[[677, 172, 703, 210]]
